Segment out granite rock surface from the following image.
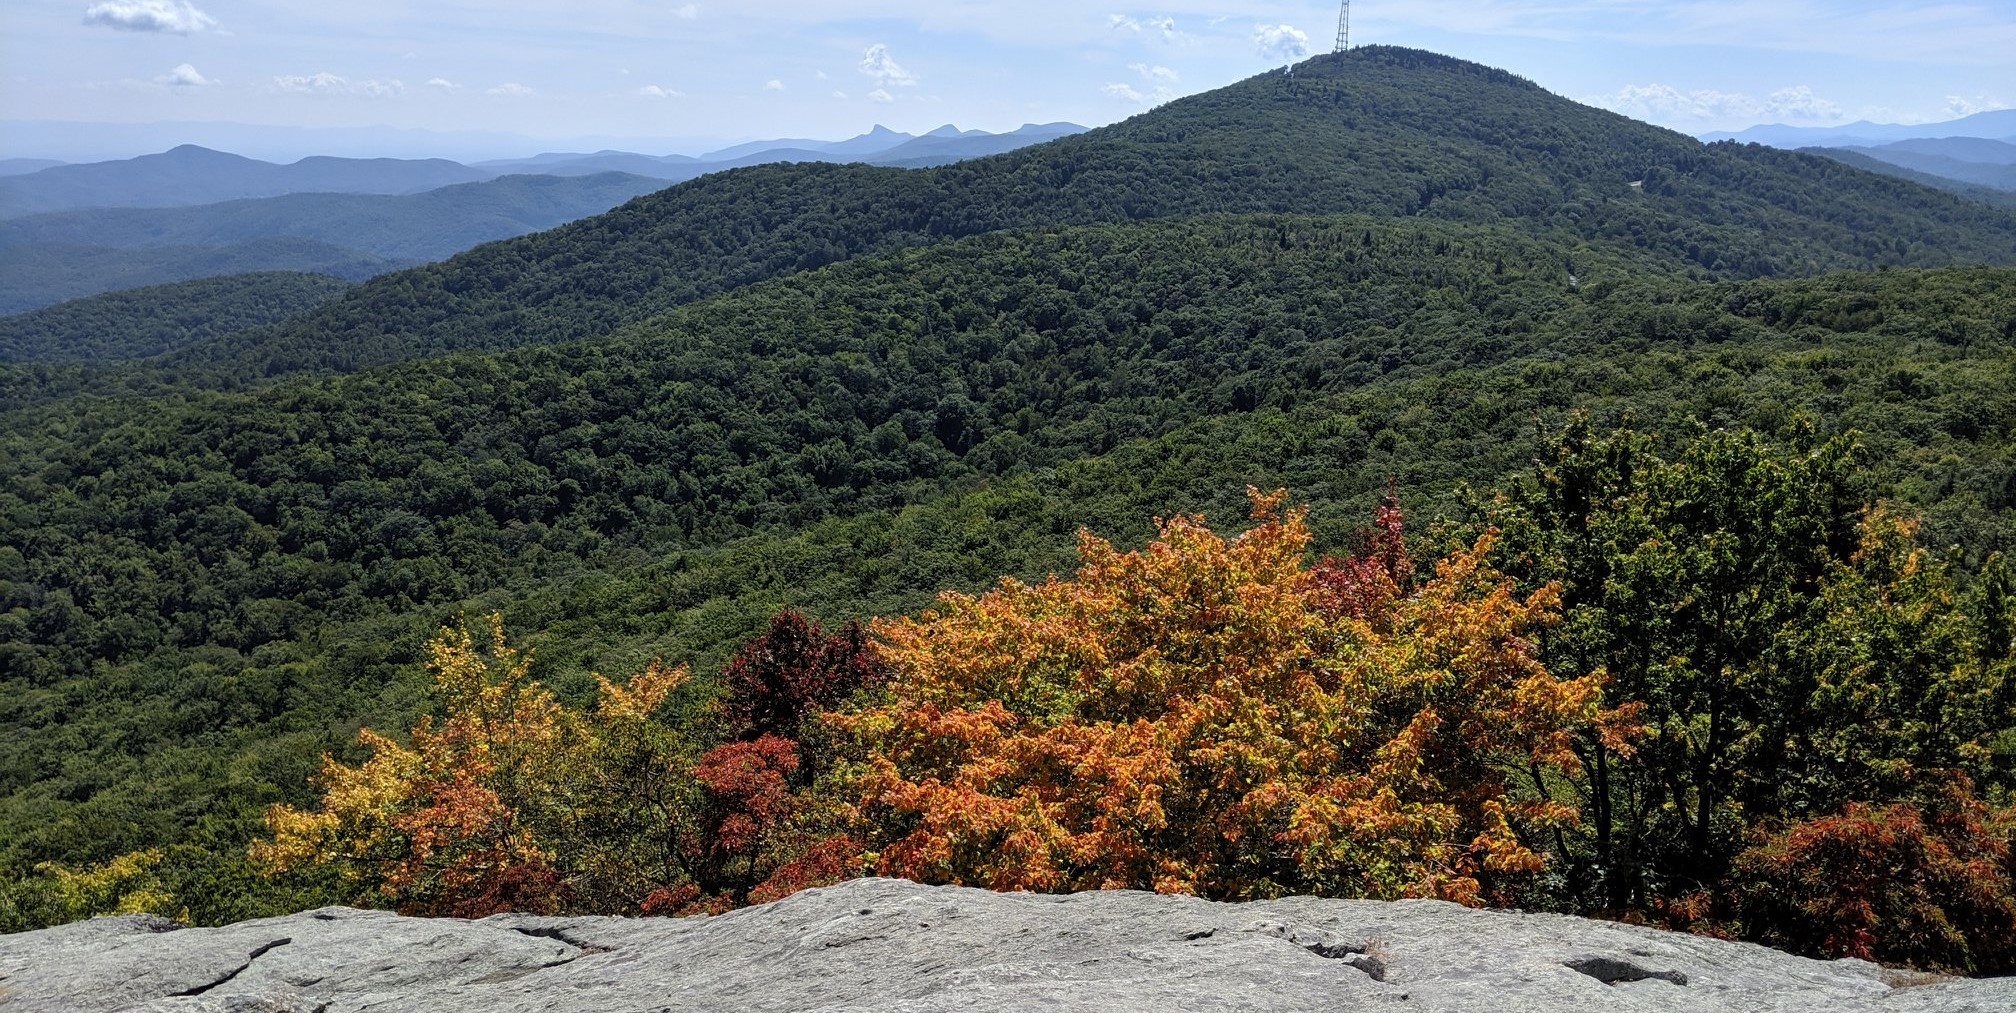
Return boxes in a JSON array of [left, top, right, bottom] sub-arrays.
[[1, 878, 2008, 1012]]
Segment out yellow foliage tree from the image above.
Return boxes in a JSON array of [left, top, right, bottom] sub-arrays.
[[836, 490, 1620, 904], [252, 614, 689, 916]]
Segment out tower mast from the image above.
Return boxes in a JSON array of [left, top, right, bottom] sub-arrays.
[[1334, 0, 1351, 53]]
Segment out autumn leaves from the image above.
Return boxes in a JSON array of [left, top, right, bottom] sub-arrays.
[[254, 488, 1613, 913]]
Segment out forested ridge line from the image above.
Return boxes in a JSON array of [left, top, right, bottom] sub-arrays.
[[9, 45, 2003, 395]]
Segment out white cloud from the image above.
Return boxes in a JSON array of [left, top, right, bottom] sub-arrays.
[[274, 73, 404, 97], [672, 3, 699, 18], [1128, 63, 1177, 82], [156, 62, 209, 88], [1946, 94, 2010, 118], [859, 44, 916, 88], [488, 82, 535, 96], [1110, 14, 1181, 43], [763, 79, 785, 92], [1589, 82, 1845, 125], [868, 88, 894, 103], [426, 77, 458, 90], [1103, 76, 1174, 106], [637, 84, 683, 98], [274, 72, 342, 92], [1765, 85, 1841, 121], [82, 0, 214, 34], [1254, 24, 1309, 63], [831, 89, 849, 100]]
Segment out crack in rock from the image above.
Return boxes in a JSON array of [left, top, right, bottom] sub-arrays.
[[508, 925, 612, 955], [168, 937, 294, 997], [1563, 955, 1688, 987]]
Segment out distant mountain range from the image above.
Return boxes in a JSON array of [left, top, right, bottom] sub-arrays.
[[1702, 110, 2016, 206], [1828, 141, 2016, 192], [469, 123, 1084, 179], [0, 124, 1087, 220], [0, 172, 668, 314], [1702, 108, 2016, 148], [0, 146, 493, 218], [0, 122, 1087, 314]]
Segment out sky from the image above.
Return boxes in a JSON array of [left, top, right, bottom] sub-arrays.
[[2, 1, 2013, 160]]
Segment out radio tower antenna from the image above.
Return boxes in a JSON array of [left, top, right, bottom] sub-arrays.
[[1334, 0, 1351, 53]]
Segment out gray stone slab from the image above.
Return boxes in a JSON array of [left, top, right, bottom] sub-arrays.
[[0, 878, 2007, 1012]]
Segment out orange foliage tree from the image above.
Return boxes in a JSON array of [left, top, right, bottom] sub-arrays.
[[834, 490, 1630, 904]]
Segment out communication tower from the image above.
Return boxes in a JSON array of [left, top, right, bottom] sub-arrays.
[[1334, 1, 1351, 53]]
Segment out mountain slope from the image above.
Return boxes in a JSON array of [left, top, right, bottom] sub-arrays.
[[0, 172, 670, 264], [169, 47, 2016, 381], [0, 146, 495, 218], [0, 272, 353, 363], [0, 238, 393, 316]]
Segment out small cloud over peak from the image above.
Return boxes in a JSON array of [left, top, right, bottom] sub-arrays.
[[638, 84, 683, 98], [488, 82, 535, 97], [1128, 63, 1177, 82], [672, 3, 699, 18], [83, 0, 215, 34], [157, 63, 209, 88], [1253, 24, 1309, 63], [859, 44, 916, 88], [763, 79, 785, 92], [868, 88, 894, 104], [426, 78, 458, 90]]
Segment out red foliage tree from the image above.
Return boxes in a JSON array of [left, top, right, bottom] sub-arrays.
[[721, 611, 886, 749], [1727, 777, 2016, 974]]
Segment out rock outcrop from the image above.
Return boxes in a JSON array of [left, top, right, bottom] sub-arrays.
[[1, 878, 2007, 1012]]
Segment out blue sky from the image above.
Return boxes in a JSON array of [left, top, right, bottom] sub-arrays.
[[3, 1, 2013, 156]]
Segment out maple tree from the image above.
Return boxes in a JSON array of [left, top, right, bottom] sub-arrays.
[[835, 490, 1627, 904]]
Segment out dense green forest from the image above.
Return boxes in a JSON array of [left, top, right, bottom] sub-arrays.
[[0, 272, 353, 363], [0, 238, 389, 318], [2, 47, 2015, 969], [44, 46, 2010, 387]]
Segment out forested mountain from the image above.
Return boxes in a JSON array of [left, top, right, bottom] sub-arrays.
[[154, 47, 2016, 383], [0, 146, 495, 218], [2, 46, 2014, 966], [0, 238, 391, 317], [0, 273, 352, 363], [0, 173, 669, 313]]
